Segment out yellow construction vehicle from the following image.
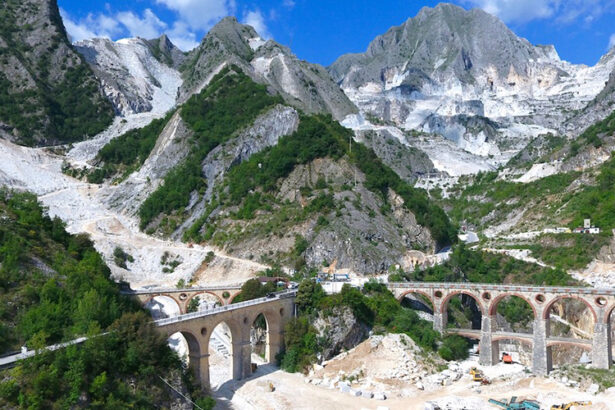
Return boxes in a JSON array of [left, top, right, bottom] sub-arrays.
[[469, 367, 490, 384], [551, 401, 592, 410]]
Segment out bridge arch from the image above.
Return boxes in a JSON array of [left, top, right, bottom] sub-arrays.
[[440, 291, 485, 315], [604, 303, 615, 324], [186, 291, 224, 310], [488, 293, 537, 319], [144, 295, 182, 318], [546, 340, 592, 350], [398, 290, 434, 313], [492, 335, 533, 346], [168, 330, 204, 384], [542, 295, 597, 323], [228, 291, 243, 304]]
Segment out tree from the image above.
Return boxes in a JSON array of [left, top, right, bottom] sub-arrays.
[[187, 296, 200, 313], [295, 280, 325, 314]]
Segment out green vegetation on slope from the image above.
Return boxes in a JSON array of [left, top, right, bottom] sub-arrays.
[[188, 114, 456, 248], [565, 155, 615, 230], [0, 191, 211, 408], [574, 110, 615, 150], [138, 65, 283, 229], [444, 170, 579, 228], [88, 111, 175, 183], [278, 281, 464, 373], [508, 233, 611, 271], [391, 243, 578, 286]]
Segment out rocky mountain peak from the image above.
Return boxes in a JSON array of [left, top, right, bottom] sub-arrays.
[[179, 17, 356, 120]]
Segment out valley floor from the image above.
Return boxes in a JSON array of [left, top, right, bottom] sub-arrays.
[[213, 361, 614, 410]]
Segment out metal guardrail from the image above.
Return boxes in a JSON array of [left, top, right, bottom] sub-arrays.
[[121, 284, 243, 295], [154, 289, 297, 326], [387, 282, 615, 296]]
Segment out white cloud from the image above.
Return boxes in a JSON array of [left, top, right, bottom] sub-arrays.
[[609, 33, 615, 50], [167, 21, 200, 51], [60, 8, 122, 42], [462, 0, 615, 25], [155, 0, 236, 30], [283, 0, 296, 8], [242, 9, 271, 39], [116, 9, 167, 39]]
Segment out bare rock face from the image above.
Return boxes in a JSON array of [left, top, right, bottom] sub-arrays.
[[329, 3, 615, 168], [179, 17, 357, 121], [565, 56, 615, 135], [313, 307, 370, 360], [0, 0, 114, 146], [354, 129, 436, 183], [75, 37, 182, 116], [100, 111, 193, 214]]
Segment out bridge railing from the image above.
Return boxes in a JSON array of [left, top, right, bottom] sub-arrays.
[[155, 289, 297, 326], [387, 282, 615, 296], [121, 284, 244, 295]]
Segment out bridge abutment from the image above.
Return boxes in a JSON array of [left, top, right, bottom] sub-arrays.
[[592, 322, 612, 369], [479, 315, 499, 366]]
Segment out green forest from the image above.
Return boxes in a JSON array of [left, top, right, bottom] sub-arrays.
[[0, 191, 211, 408], [138, 65, 283, 229]]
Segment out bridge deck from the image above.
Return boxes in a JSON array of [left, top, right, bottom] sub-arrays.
[[388, 282, 615, 296], [155, 290, 297, 326], [121, 284, 243, 295], [447, 328, 592, 346]]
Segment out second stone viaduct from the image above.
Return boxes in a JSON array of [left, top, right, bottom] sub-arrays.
[[388, 282, 615, 375]]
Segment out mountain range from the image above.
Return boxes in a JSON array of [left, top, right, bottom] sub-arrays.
[[0, 0, 614, 282]]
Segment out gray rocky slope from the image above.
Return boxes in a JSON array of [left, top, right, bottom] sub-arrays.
[[329, 3, 615, 168], [0, 0, 114, 146], [180, 17, 357, 120]]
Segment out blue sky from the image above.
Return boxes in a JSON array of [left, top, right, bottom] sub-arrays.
[[58, 0, 615, 66]]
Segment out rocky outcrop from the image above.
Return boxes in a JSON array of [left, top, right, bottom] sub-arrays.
[[0, 0, 114, 145], [313, 307, 369, 360], [75, 37, 182, 116], [354, 129, 436, 182], [100, 111, 193, 214], [565, 50, 615, 135], [179, 17, 356, 120], [145, 34, 186, 70], [212, 156, 434, 274], [175, 105, 300, 236]]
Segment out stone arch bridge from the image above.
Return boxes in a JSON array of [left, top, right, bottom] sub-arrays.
[[122, 285, 243, 315], [154, 291, 296, 390], [388, 282, 615, 375]]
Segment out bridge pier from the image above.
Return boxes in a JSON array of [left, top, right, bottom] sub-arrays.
[[592, 322, 612, 369], [267, 327, 283, 363], [532, 318, 552, 375], [479, 315, 499, 366], [433, 312, 446, 333], [233, 338, 252, 380], [189, 351, 211, 390]]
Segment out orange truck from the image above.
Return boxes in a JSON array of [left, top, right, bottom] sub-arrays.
[[502, 352, 513, 364]]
